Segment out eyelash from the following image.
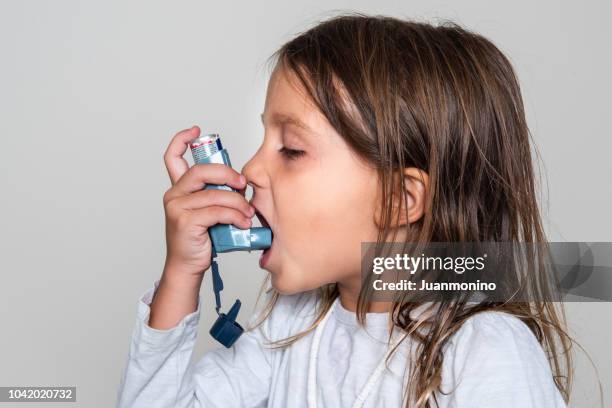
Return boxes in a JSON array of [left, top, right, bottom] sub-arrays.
[[279, 147, 305, 160]]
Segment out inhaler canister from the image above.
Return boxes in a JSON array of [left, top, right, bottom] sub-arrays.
[[189, 133, 272, 253]]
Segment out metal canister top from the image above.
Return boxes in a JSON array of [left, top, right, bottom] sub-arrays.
[[190, 133, 223, 162]]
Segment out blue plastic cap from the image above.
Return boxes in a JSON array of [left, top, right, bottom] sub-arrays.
[[210, 299, 244, 348]]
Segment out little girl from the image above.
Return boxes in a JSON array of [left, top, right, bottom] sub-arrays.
[[117, 14, 571, 407]]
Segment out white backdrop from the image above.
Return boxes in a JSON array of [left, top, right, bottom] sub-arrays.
[[0, 1, 610, 406]]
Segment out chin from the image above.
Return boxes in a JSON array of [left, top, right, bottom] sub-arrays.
[[270, 272, 310, 295], [270, 274, 296, 295]]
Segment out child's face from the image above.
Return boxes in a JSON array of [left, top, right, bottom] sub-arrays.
[[242, 66, 381, 295]]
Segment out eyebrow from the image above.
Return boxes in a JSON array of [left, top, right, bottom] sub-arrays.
[[260, 112, 316, 136]]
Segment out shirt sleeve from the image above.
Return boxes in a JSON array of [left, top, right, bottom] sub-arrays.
[[437, 311, 568, 408], [116, 280, 275, 408]]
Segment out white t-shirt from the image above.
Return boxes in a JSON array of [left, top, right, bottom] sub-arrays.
[[116, 280, 567, 407]]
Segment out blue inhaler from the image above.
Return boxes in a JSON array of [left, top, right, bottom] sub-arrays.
[[189, 133, 272, 348]]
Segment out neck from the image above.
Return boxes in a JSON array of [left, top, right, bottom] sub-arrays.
[[336, 276, 392, 313]]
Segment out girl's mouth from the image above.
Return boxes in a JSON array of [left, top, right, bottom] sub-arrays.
[[260, 246, 272, 268]]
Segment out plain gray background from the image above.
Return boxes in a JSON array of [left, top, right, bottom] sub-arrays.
[[1, 1, 610, 407]]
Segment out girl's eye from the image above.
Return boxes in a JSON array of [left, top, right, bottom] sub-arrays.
[[279, 147, 305, 160]]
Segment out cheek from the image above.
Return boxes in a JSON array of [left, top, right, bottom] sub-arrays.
[[319, 186, 378, 275], [278, 170, 378, 284], [276, 182, 327, 257]]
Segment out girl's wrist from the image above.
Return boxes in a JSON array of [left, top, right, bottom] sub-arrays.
[[157, 262, 204, 303], [148, 278, 201, 329], [159, 269, 203, 294], [147, 263, 204, 330], [162, 257, 206, 286]]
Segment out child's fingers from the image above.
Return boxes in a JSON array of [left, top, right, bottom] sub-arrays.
[[181, 205, 253, 230], [163, 126, 200, 185], [169, 189, 254, 218], [164, 163, 247, 202], [236, 180, 248, 197]]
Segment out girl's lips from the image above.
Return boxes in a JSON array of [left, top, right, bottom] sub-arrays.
[[259, 245, 272, 268]]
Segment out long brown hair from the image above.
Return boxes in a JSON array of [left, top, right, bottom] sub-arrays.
[[250, 13, 572, 406]]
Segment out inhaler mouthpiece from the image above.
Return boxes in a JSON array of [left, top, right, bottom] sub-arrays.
[[249, 227, 273, 250]]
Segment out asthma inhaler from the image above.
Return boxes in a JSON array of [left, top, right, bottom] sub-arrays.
[[189, 133, 272, 348], [189, 133, 272, 253]]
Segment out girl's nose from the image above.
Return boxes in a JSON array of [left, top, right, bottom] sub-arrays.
[[241, 147, 267, 190]]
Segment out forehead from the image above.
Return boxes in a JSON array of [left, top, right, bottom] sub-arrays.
[[263, 65, 321, 127]]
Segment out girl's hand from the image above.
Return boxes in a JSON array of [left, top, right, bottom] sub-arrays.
[[162, 126, 254, 280], [149, 126, 253, 330]]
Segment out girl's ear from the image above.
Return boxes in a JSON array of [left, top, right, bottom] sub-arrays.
[[393, 168, 429, 226]]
